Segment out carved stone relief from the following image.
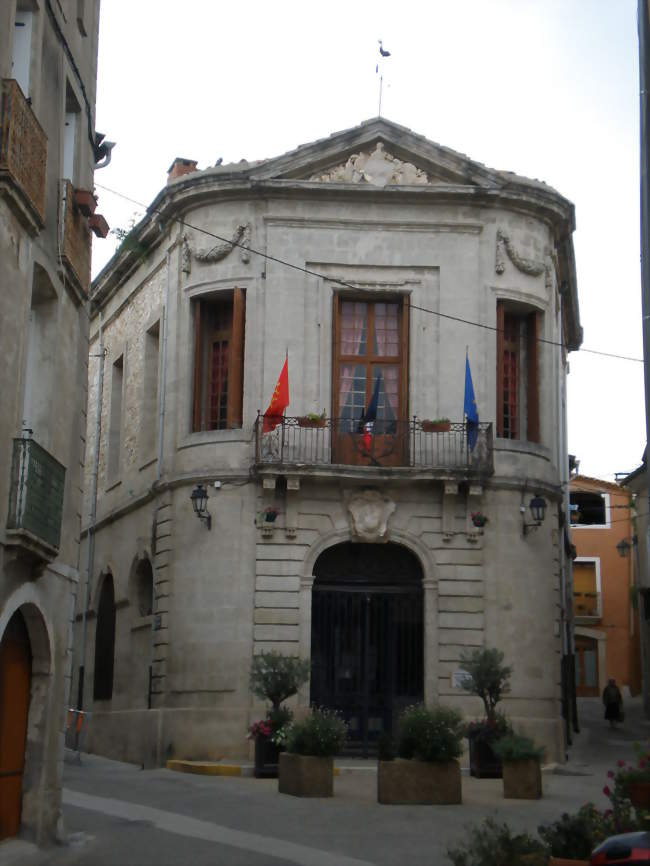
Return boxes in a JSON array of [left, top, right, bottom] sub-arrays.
[[182, 223, 251, 275], [345, 489, 396, 542], [495, 228, 556, 292], [309, 143, 430, 188]]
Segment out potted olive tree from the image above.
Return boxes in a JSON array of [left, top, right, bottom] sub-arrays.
[[459, 646, 513, 778], [493, 733, 545, 799], [249, 651, 310, 778], [377, 704, 465, 804], [278, 706, 348, 797]]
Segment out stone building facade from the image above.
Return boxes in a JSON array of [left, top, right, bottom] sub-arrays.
[[0, 0, 102, 843], [75, 118, 582, 768]]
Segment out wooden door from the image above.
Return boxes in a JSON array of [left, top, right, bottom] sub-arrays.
[[0, 611, 32, 839], [575, 635, 599, 697]]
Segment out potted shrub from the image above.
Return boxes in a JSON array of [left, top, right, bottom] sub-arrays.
[[538, 802, 621, 865], [278, 706, 348, 797], [471, 511, 488, 528], [248, 651, 310, 778], [297, 411, 327, 428], [493, 733, 545, 799], [604, 744, 650, 814], [420, 417, 451, 433], [459, 646, 513, 778], [377, 704, 464, 805], [448, 816, 548, 866]]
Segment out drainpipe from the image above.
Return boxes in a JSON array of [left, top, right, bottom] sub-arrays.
[[148, 250, 170, 709], [77, 311, 104, 715]]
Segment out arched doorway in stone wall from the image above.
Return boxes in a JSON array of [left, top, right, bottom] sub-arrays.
[[0, 610, 32, 839], [311, 542, 423, 755]]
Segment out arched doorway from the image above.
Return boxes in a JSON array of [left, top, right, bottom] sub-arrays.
[[0, 610, 32, 839], [94, 573, 116, 701], [311, 542, 423, 755]]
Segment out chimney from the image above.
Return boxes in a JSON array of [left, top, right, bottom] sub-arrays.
[[167, 158, 198, 183]]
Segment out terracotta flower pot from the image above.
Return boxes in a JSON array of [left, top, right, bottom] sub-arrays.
[[297, 417, 326, 428], [625, 779, 650, 810], [421, 420, 451, 433]]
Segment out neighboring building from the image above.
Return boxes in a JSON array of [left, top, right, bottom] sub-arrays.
[[621, 455, 650, 713], [73, 118, 582, 768], [0, 0, 103, 844], [569, 475, 641, 698]]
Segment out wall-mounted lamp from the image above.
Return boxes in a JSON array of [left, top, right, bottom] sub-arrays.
[[190, 483, 211, 530], [522, 493, 547, 536], [616, 536, 637, 558]]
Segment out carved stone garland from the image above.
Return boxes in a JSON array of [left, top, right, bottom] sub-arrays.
[[495, 228, 555, 292], [181, 223, 251, 275]]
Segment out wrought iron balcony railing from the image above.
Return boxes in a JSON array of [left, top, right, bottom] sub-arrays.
[[7, 437, 66, 552], [254, 416, 493, 474], [0, 78, 47, 227], [61, 179, 91, 294]]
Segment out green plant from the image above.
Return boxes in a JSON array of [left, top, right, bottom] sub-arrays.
[[285, 707, 348, 757], [397, 704, 464, 763], [538, 803, 618, 859], [459, 647, 512, 722], [305, 410, 326, 422], [465, 711, 512, 743], [249, 651, 310, 711], [447, 817, 547, 866], [603, 742, 650, 826], [111, 213, 148, 259], [377, 731, 395, 762], [492, 734, 545, 763]]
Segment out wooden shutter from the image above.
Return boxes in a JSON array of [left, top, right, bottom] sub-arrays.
[[496, 300, 505, 437], [526, 311, 540, 443], [192, 299, 203, 432], [227, 287, 245, 428]]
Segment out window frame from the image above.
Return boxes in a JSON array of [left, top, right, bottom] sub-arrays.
[[332, 292, 409, 424], [496, 300, 540, 443]]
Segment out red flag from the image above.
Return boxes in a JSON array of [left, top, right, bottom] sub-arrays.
[[262, 355, 289, 433]]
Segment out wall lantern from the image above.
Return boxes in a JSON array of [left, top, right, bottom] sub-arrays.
[[522, 493, 547, 536], [616, 537, 637, 558], [190, 483, 211, 530]]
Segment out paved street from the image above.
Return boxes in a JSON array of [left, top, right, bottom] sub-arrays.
[[3, 697, 650, 866]]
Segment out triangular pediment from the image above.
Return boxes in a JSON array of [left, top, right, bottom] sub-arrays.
[[249, 118, 503, 189]]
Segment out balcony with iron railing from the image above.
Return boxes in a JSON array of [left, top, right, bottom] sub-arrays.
[[6, 437, 66, 561], [573, 590, 601, 621], [61, 179, 92, 295], [0, 78, 47, 230], [254, 416, 493, 479]]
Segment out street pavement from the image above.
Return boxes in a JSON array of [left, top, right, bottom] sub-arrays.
[[3, 696, 650, 866]]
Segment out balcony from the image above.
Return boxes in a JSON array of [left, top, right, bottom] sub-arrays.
[[0, 79, 47, 231], [254, 417, 494, 480], [6, 437, 66, 562], [61, 179, 91, 295], [573, 591, 601, 621]]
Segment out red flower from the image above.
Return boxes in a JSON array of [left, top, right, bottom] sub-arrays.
[[607, 770, 614, 778], [617, 759, 626, 767], [603, 785, 611, 796]]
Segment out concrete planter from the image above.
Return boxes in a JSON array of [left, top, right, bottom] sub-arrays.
[[254, 736, 281, 779], [278, 753, 333, 797], [502, 758, 542, 799], [377, 758, 462, 805], [468, 735, 503, 778]]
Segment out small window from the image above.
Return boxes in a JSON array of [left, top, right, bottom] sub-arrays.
[[108, 354, 124, 481], [192, 289, 245, 431], [134, 559, 153, 617], [573, 559, 600, 617], [63, 85, 81, 183], [496, 300, 540, 442], [11, 9, 33, 97], [570, 491, 607, 526], [140, 321, 160, 459]]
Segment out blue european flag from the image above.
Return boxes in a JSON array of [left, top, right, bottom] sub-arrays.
[[464, 354, 478, 451]]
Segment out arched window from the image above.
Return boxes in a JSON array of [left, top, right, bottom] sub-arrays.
[[134, 558, 153, 617], [93, 573, 116, 701]]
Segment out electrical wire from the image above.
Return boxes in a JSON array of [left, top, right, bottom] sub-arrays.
[[94, 182, 644, 365]]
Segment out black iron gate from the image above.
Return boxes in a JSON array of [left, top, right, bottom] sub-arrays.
[[310, 543, 423, 756]]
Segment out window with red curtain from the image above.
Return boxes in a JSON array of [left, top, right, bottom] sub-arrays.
[[333, 296, 407, 431], [496, 300, 540, 442], [192, 288, 245, 431]]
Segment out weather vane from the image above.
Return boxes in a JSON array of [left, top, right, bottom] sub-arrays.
[[377, 39, 391, 117]]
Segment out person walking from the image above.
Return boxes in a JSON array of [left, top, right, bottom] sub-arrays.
[[602, 677, 623, 728]]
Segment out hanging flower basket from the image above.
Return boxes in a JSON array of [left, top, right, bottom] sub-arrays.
[[471, 512, 488, 528], [297, 413, 327, 428]]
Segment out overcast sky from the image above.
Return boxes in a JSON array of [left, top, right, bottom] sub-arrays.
[[92, 0, 645, 481]]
